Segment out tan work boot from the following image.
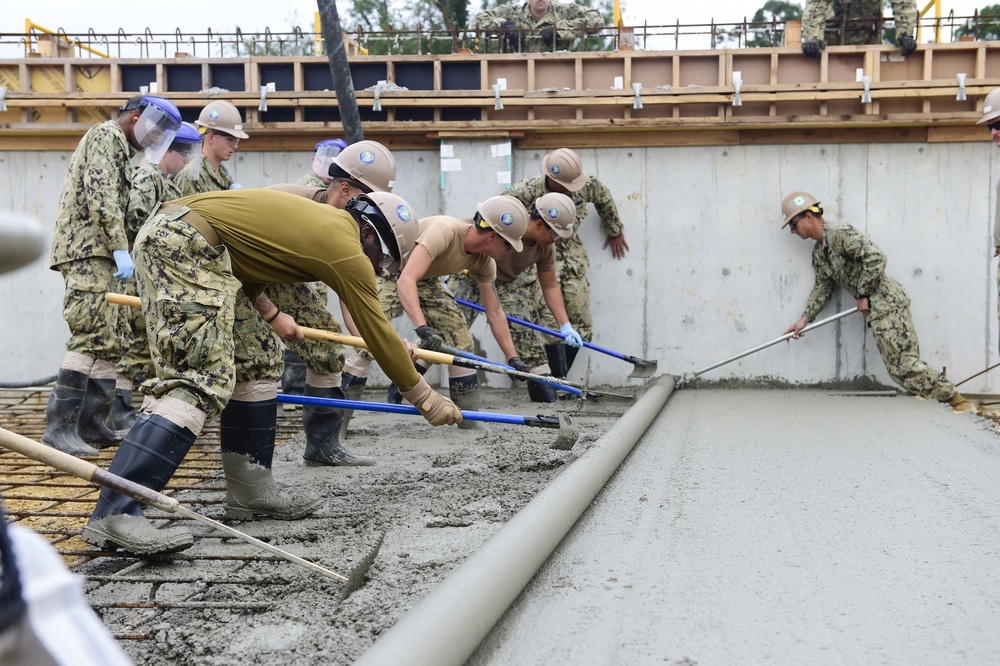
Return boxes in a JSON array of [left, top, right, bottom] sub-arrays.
[[221, 453, 322, 521], [948, 393, 978, 414], [81, 514, 193, 555]]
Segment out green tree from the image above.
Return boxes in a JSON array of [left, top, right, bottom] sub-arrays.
[[956, 4, 1000, 40], [718, 1, 803, 47], [234, 10, 317, 56]]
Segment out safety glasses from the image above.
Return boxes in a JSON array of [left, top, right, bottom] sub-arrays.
[[349, 198, 401, 277], [988, 121, 1000, 132]]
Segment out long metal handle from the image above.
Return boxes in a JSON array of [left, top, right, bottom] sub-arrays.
[[686, 307, 860, 381]]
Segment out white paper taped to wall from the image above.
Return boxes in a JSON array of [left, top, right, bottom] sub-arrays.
[[440, 144, 455, 157], [440, 158, 462, 172], [491, 143, 512, 158]]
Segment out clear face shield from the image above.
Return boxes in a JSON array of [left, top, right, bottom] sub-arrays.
[[134, 103, 182, 165], [312, 143, 344, 180]]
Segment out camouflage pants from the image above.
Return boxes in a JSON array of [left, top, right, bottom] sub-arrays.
[[58, 257, 129, 363], [357, 276, 474, 364], [869, 308, 956, 403], [268, 281, 345, 375], [133, 213, 282, 418], [117, 278, 154, 382], [534, 257, 593, 342], [447, 271, 553, 369]]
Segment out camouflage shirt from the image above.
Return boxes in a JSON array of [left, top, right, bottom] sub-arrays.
[[802, 0, 917, 45], [803, 221, 909, 322], [50, 119, 136, 269], [470, 1, 604, 52], [295, 172, 328, 189], [506, 174, 623, 269], [125, 162, 182, 248], [174, 154, 234, 197]]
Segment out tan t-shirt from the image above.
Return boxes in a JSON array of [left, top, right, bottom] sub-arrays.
[[264, 183, 327, 204], [170, 188, 421, 391], [495, 241, 554, 285], [416, 216, 496, 283]]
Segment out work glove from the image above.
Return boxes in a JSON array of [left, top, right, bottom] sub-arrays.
[[559, 322, 583, 347], [501, 21, 522, 51], [112, 250, 134, 280], [801, 39, 823, 59], [507, 355, 531, 380], [897, 35, 917, 56], [540, 25, 556, 46], [415, 325, 445, 352], [401, 377, 463, 426]]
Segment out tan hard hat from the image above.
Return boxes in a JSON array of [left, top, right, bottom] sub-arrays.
[[781, 191, 821, 227], [541, 148, 587, 192], [360, 191, 420, 260], [533, 192, 576, 239], [332, 140, 397, 192], [196, 100, 248, 139], [477, 195, 528, 252], [980, 87, 1000, 124]]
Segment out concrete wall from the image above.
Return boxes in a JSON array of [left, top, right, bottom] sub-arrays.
[[1, 140, 997, 394]]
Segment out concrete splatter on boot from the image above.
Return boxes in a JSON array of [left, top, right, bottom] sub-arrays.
[[339, 372, 367, 438], [41, 368, 97, 457], [220, 399, 321, 521], [449, 375, 485, 431], [81, 515, 193, 555], [302, 385, 375, 466], [77, 377, 129, 446]]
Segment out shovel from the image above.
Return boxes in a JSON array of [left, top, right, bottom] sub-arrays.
[[0, 427, 380, 597], [453, 297, 658, 379], [677, 307, 860, 388]]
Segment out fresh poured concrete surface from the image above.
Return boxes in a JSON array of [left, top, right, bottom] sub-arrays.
[[472, 389, 1000, 666]]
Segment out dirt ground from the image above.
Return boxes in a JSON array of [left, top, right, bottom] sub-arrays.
[[78, 386, 632, 665]]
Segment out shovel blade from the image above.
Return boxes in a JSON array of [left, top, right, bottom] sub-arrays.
[[627, 358, 658, 379]]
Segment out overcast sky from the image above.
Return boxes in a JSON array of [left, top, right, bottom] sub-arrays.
[[0, 0, 987, 56]]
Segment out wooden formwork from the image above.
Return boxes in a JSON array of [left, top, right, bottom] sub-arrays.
[[2, 42, 999, 149]]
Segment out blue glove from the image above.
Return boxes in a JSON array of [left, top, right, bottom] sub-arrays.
[[229, 183, 243, 190], [559, 322, 583, 347], [112, 250, 134, 280]]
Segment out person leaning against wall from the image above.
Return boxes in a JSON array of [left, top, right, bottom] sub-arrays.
[[779, 191, 977, 414], [800, 0, 918, 59]]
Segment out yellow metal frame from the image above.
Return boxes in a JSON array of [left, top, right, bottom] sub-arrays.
[[916, 0, 943, 44], [24, 19, 109, 58]]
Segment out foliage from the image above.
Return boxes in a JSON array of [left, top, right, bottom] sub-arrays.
[[956, 4, 1000, 40], [716, 1, 803, 48], [233, 10, 317, 56]]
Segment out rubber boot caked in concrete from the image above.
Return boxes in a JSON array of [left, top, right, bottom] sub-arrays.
[[339, 372, 367, 438], [41, 368, 98, 457], [450, 375, 485, 431], [222, 453, 321, 521], [81, 515, 193, 555], [302, 385, 375, 466]]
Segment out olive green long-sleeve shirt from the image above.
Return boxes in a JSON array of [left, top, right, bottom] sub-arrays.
[[171, 189, 421, 391], [50, 120, 136, 269]]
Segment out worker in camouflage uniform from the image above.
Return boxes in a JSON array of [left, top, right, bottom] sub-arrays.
[[780, 192, 976, 414], [175, 99, 247, 196], [119, 121, 203, 414], [296, 138, 347, 189], [81, 188, 461, 556], [341, 195, 529, 430], [260, 140, 399, 467], [801, 0, 918, 58], [447, 192, 584, 403], [470, 0, 604, 52], [506, 147, 627, 378], [43, 95, 182, 458]]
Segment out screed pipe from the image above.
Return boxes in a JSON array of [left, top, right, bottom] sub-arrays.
[[354, 374, 676, 666]]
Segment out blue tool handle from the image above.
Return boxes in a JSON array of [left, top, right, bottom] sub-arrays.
[[440, 345, 581, 396]]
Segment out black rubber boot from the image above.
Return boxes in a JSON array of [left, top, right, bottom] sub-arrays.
[[41, 369, 97, 457], [77, 377, 129, 446], [82, 413, 197, 555], [449, 375, 485, 430], [220, 399, 320, 521], [387, 363, 428, 405], [526, 376, 557, 403], [544, 345, 568, 379], [280, 349, 307, 395], [340, 372, 367, 438], [565, 346, 580, 374], [302, 385, 375, 466], [107, 388, 138, 432]]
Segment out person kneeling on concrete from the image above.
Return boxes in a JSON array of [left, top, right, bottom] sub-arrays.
[[448, 192, 583, 402], [780, 191, 976, 414], [81, 188, 462, 556]]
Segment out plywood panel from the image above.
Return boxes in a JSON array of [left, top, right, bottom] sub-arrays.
[[630, 57, 673, 88], [534, 60, 575, 90], [581, 59, 624, 90]]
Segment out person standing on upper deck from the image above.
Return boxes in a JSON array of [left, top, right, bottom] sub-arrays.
[[800, 0, 918, 58], [470, 0, 604, 52]]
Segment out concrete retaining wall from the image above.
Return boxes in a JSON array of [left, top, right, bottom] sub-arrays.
[[1, 140, 996, 393]]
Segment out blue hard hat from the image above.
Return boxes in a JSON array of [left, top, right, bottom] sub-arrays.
[[140, 95, 182, 125], [316, 138, 348, 151], [173, 121, 202, 144]]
